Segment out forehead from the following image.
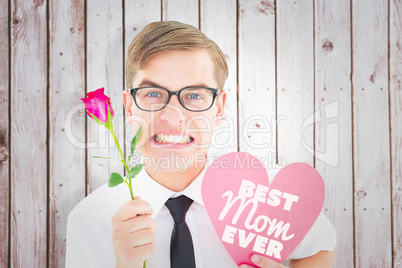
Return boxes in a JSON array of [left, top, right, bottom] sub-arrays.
[[132, 49, 217, 89]]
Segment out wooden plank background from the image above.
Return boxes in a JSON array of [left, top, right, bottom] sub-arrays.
[[353, 1, 392, 267], [391, 1, 402, 267], [1, 0, 401, 267], [48, 0, 85, 267], [314, 0, 353, 266], [10, 1, 48, 267], [0, 0, 9, 266]]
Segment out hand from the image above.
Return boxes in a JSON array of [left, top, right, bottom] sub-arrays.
[[239, 254, 288, 268], [112, 196, 155, 268]]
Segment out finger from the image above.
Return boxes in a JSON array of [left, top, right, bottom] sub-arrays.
[[112, 198, 153, 222], [112, 215, 155, 240], [126, 243, 155, 265], [250, 254, 285, 268], [113, 224, 154, 250], [116, 214, 156, 233], [129, 228, 155, 248], [129, 215, 156, 233], [114, 240, 155, 265], [135, 243, 155, 260]]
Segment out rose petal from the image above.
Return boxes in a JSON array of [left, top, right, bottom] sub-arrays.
[[80, 87, 113, 123]]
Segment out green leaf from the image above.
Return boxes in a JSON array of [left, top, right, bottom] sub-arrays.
[[126, 164, 144, 179], [131, 125, 142, 154], [91, 156, 116, 159], [108, 173, 124, 187], [128, 125, 142, 162]]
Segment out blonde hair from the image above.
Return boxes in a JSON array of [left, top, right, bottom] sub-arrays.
[[125, 21, 228, 89]]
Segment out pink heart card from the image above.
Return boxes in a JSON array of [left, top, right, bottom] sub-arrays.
[[201, 152, 325, 265]]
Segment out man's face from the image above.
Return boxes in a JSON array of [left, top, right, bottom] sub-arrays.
[[123, 49, 226, 172]]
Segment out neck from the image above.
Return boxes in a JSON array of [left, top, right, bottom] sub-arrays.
[[144, 154, 207, 192]]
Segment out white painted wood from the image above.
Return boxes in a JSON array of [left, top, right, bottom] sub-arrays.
[[390, 0, 402, 267], [314, 0, 354, 267], [162, 0, 199, 28], [0, 0, 9, 266], [238, 0, 277, 165], [87, 0, 124, 192], [124, 1, 161, 165], [125, 0, 161, 65], [10, 0, 47, 267], [276, 0, 314, 165], [48, 0, 86, 267], [4, 1, 402, 266], [200, 0, 238, 155], [352, 0, 392, 267]]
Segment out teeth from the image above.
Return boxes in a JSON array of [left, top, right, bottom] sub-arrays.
[[154, 134, 192, 144]]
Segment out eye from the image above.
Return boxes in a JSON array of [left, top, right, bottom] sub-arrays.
[[188, 93, 202, 99], [183, 90, 205, 100], [146, 91, 161, 98]]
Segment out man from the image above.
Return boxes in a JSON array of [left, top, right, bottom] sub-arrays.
[[66, 21, 336, 268]]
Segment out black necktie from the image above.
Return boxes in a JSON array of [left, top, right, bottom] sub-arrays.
[[165, 195, 196, 268]]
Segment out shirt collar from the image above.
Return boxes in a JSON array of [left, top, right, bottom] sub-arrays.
[[134, 164, 208, 219], [179, 166, 206, 206]]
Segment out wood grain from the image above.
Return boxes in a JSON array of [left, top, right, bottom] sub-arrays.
[[276, 0, 314, 165], [200, 0, 238, 155], [10, 0, 47, 267], [125, 0, 161, 63], [4, 1, 402, 267], [390, 0, 402, 267], [48, 0, 85, 267], [0, 0, 9, 266], [238, 0, 277, 163], [162, 0, 199, 28], [124, 0, 161, 165], [314, 0, 354, 266], [87, 0, 124, 193], [352, 0, 392, 267]]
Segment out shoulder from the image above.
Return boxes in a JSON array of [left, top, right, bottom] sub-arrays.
[[287, 212, 336, 261], [67, 182, 130, 230], [66, 183, 130, 267]]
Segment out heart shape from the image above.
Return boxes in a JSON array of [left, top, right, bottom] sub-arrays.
[[202, 152, 325, 265]]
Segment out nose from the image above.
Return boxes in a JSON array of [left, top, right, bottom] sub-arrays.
[[159, 95, 186, 124]]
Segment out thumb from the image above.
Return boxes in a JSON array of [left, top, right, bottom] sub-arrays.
[[250, 254, 286, 268]]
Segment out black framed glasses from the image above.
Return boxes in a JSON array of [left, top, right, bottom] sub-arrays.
[[130, 86, 219, 112]]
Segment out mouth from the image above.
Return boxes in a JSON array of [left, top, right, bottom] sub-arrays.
[[152, 133, 194, 144]]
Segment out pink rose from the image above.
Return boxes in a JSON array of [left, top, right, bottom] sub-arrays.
[[80, 87, 114, 123], [80, 87, 144, 243]]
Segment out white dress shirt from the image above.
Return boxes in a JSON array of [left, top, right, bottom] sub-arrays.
[[66, 162, 336, 268]]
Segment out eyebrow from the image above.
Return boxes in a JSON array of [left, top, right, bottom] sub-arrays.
[[138, 79, 211, 89], [138, 79, 164, 88]]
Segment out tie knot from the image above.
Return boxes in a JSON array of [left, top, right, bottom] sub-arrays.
[[165, 195, 193, 224]]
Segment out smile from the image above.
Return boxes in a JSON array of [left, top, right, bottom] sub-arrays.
[[153, 133, 194, 144]]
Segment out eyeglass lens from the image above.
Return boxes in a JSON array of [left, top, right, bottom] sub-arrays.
[[135, 87, 214, 111]]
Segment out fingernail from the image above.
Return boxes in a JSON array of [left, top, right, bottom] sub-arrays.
[[251, 255, 260, 263]]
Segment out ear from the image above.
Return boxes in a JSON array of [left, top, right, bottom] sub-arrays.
[[123, 89, 134, 121], [215, 90, 227, 126]]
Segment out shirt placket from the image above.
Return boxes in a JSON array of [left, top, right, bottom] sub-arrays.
[[186, 205, 204, 268]]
